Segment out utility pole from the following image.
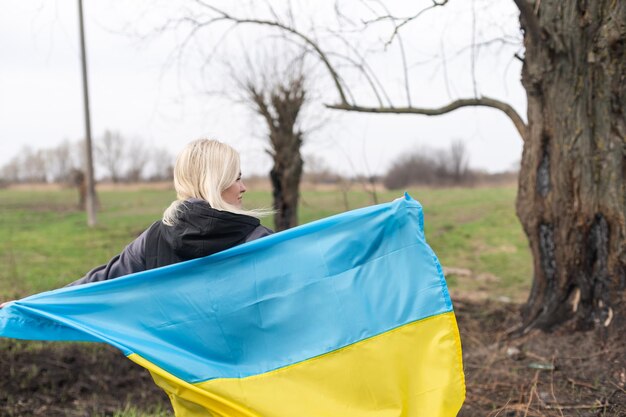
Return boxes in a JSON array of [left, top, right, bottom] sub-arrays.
[[77, 0, 97, 226]]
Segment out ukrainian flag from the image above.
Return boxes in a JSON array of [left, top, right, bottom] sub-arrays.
[[0, 194, 465, 416]]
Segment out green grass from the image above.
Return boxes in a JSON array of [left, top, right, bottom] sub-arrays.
[[0, 184, 531, 302]]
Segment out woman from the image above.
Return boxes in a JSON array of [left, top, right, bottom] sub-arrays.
[[2, 139, 272, 301]]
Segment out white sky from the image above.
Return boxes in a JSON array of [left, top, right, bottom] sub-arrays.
[[0, 0, 526, 177]]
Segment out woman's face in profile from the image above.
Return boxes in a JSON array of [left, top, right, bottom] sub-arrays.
[[221, 173, 246, 208]]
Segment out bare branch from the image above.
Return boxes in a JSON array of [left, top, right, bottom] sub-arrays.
[[369, 0, 412, 105], [512, 0, 543, 42], [160, 2, 527, 144], [327, 52, 384, 107], [333, 1, 357, 27], [440, 35, 454, 100], [470, 0, 478, 98], [323, 31, 394, 106], [407, 36, 521, 70], [261, 0, 281, 23], [327, 97, 528, 141], [396, 35, 413, 105], [192, 1, 349, 104], [286, 0, 296, 27], [360, 0, 450, 46]]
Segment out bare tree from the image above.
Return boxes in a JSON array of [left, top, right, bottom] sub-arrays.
[[384, 149, 440, 189], [21, 147, 47, 183], [448, 139, 469, 184], [0, 156, 21, 184], [148, 147, 174, 181], [322, 0, 623, 332], [303, 154, 341, 185], [125, 138, 150, 182], [245, 70, 307, 231], [2, 143, 76, 185], [96, 130, 125, 183], [45, 141, 75, 183], [384, 143, 472, 188]]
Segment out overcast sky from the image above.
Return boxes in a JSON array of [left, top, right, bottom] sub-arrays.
[[0, 0, 526, 177]]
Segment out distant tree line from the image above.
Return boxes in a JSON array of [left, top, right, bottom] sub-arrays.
[[301, 140, 518, 190], [2, 133, 516, 190], [383, 140, 517, 189], [0, 131, 174, 186]]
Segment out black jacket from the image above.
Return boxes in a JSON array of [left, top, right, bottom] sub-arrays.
[[68, 199, 272, 286]]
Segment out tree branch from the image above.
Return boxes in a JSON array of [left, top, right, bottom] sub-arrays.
[[326, 52, 385, 107], [324, 30, 394, 106], [360, 0, 450, 46], [363, 0, 449, 46], [327, 97, 528, 141], [183, 2, 528, 142], [193, 1, 350, 104], [512, 0, 543, 42]]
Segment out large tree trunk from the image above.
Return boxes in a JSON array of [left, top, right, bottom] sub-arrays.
[[517, 0, 626, 331]]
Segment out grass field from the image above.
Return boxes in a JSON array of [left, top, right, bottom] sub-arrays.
[[0, 184, 531, 302]]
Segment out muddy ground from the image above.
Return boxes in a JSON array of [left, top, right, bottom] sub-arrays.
[[1, 299, 624, 417]]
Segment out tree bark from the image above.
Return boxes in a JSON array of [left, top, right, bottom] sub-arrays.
[[270, 139, 303, 231], [248, 77, 306, 231], [517, 0, 626, 331]]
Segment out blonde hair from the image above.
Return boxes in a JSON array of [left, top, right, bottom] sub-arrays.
[[163, 139, 267, 225]]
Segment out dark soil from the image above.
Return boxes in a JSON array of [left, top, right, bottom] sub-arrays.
[[456, 299, 625, 417], [0, 341, 170, 416], [1, 299, 624, 417]]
